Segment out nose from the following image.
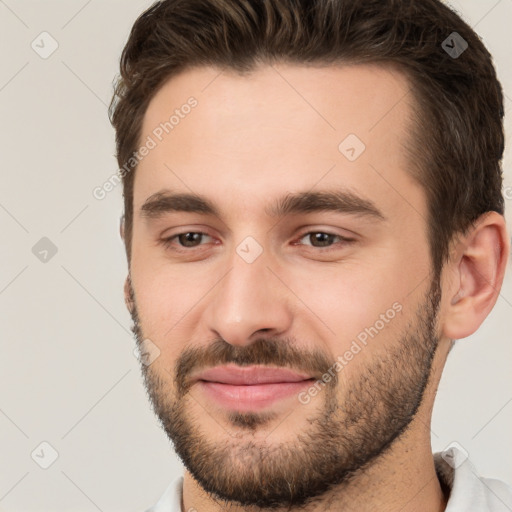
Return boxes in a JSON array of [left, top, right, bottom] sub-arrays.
[[203, 246, 293, 347]]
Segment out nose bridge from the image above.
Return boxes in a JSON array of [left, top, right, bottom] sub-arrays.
[[205, 240, 292, 346]]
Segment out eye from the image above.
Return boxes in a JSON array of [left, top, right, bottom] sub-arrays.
[[160, 230, 355, 254], [296, 231, 355, 250], [161, 231, 213, 251]]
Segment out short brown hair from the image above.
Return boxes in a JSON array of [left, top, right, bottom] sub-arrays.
[[109, 0, 505, 280]]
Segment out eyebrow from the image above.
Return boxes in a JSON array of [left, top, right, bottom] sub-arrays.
[[139, 189, 386, 222]]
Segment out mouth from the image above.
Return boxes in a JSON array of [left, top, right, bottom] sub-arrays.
[[192, 365, 316, 412]]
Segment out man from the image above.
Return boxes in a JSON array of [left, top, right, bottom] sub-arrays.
[[109, 0, 512, 510]]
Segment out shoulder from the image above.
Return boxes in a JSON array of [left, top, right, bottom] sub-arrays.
[[433, 448, 512, 512], [144, 475, 184, 512], [479, 477, 512, 511]]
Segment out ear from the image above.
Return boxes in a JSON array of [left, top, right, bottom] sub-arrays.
[[120, 215, 134, 315], [120, 214, 125, 241], [442, 211, 510, 340], [124, 275, 135, 315]]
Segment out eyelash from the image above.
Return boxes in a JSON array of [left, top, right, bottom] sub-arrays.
[[160, 230, 355, 253]]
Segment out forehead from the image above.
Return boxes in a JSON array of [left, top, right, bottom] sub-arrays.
[[134, 62, 425, 227]]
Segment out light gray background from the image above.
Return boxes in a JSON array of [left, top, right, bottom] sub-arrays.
[[0, 0, 511, 511]]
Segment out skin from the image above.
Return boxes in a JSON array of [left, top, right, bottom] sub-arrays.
[[121, 63, 510, 511]]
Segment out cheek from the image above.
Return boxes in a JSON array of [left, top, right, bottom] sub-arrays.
[[291, 274, 398, 346], [130, 254, 192, 343], [130, 255, 221, 357], [282, 253, 416, 352]]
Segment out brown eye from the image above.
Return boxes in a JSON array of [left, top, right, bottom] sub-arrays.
[[177, 232, 204, 247], [306, 232, 336, 247], [298, 232, 354, 249], [161, 232, 213, 250]]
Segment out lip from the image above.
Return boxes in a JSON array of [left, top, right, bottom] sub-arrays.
[[192, 365, 315, 412], [193, 364, 314, 385]]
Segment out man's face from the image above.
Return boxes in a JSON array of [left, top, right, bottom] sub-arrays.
[[127, 64, 443, 507]]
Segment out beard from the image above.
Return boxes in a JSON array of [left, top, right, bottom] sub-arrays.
[[127, 275, 442, 509]]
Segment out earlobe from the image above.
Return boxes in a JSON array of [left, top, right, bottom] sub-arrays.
[[442, 212, 510, 340]]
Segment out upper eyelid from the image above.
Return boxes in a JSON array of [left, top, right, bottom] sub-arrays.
[[163, 228, 349, 239], [161, 224, 356, 237], [163, 229, 354, 247]]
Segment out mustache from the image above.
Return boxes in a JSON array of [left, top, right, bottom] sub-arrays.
[[174, 337, 336, 397], [127, 279, 337, 396]]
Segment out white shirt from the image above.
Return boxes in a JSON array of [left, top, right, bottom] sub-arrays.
[[145, 447, 512, 511]]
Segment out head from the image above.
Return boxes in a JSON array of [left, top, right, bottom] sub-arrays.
[[110, 0, 509, 508]]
